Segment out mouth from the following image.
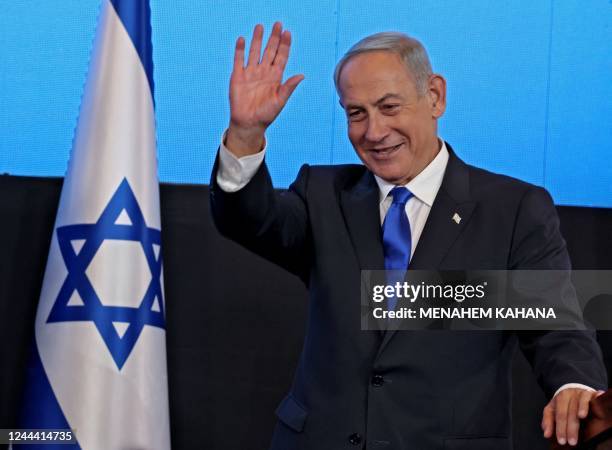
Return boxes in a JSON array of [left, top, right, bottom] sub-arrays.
[[369, 143, 403, 160]]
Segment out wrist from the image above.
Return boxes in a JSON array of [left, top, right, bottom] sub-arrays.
[[226, 124, 266, 157]]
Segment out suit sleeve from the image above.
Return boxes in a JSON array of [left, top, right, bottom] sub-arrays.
[[511, 186, 608, 397], [209, 150, 312, 282]]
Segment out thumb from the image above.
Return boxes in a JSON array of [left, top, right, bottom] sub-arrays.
[[278, 74, 304, 104]]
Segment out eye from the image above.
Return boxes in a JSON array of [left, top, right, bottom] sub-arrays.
[[347, 109, 366, 122]]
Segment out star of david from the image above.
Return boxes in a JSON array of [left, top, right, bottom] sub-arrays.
[[48, 178, 165, 370]]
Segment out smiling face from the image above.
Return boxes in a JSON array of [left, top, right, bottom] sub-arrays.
[[337, 51, 446, 185]]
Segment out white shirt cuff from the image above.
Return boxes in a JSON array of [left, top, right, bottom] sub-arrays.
[[553, 383, 596, 398], [216, 130, 266, 192]]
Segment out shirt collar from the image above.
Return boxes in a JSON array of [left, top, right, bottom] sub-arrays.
[[374, 139, 450, 207]]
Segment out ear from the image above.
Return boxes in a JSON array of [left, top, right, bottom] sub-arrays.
[[428, 74, 446, 119]]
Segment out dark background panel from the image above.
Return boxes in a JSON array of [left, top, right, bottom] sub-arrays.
[[0, 175, 610, 450], [160, 183, 308, 450], [0, 176, 61, 430]]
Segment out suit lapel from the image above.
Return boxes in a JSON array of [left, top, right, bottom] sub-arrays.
[[377, 145, 477, 355], [410, 145, 476, 269], [340, 170, 385, 271], [409, 199, 476, 269], [340, 170, 386, 333]]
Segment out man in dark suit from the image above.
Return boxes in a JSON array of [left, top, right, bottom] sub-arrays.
[[210, 23, 607, 449]]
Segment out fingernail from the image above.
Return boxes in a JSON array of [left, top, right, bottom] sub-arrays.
[[558, 438, 566, 445], [569, 438, 577, 446]]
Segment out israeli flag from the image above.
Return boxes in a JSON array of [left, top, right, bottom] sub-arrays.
[[19, 0, 171, 448]]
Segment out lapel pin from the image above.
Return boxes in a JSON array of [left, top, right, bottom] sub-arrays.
[[452, 213, 462, 224]]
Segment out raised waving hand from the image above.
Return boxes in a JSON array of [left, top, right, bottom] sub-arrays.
[[226, 22, 304, 157]]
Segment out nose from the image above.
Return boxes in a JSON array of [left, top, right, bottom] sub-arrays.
[[364, 114, 389, 143]]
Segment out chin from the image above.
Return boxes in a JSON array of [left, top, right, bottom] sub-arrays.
[[366, 159, 399, 179], [371, 169, 403, 184]]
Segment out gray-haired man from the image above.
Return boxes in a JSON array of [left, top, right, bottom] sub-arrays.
[[211, 23, 607, 449]]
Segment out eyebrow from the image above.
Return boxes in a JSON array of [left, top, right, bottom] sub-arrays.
[[374, 93, 403, 105], [343, 93, 403, 110]]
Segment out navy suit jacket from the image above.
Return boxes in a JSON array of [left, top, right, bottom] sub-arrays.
[[210, 144, 607, 450]]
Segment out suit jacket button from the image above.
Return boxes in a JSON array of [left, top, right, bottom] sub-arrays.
[[348, 433, 362, 445], [371, 374, 385, 387]]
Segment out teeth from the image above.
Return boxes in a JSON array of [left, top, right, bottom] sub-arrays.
[[375, 144, 399, 152]]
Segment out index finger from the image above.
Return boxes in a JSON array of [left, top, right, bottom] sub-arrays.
[[566, 393, 580, 446]]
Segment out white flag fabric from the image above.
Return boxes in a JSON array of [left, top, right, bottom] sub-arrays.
[[19, 0, 171, 448]]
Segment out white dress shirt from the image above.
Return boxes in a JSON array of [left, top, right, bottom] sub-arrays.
[[215, 133, 594, 398], [374, 141, 448, 260]]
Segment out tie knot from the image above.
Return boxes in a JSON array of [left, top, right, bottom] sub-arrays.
[[389, 186, 413, 205]]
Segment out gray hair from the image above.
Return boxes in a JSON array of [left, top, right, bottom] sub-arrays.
[[333, 32, 433, 95]]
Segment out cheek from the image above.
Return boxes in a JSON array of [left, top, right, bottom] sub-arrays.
[[347, 122, 364, 142]]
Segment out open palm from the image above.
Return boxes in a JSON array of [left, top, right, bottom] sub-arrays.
[[227, 23, 303, 155]]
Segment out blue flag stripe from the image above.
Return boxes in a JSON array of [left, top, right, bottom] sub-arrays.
[[109, 0, 155, 96], [19, 344, 81, 449]]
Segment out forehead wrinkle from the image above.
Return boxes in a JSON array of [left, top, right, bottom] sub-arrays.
[[339, 57, 415, 109]]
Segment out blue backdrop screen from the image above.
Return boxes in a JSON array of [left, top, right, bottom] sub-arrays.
[[1, 1, 610, 207]]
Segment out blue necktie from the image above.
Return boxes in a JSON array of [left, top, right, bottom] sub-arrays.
[[382, 187, 413, 311]]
